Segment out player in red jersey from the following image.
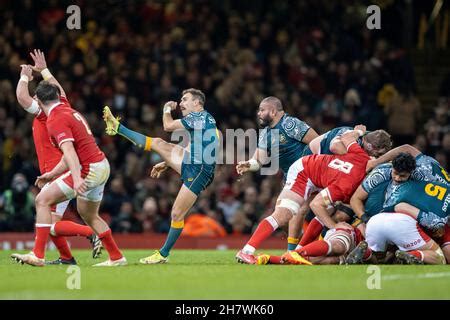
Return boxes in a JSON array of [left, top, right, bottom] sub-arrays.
[[11, 50, 125, 267], [14, 64, 102, 264], [236, 130, 370, 264]]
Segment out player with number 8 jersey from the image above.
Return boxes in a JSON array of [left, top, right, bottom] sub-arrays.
[[236, 130, 371, 264]]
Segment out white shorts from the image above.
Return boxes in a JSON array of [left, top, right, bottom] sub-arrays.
[[366, 212, 431, 252], [56, 158, 110, 202]]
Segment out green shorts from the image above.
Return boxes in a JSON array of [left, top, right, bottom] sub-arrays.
[[181, 163, 215, 196]]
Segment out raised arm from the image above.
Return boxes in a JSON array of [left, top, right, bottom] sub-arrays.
[[30, 49, 66, 97], [162, 101, 185, 132], [16, 64, 40, 113], [367, 144, 421, 171]]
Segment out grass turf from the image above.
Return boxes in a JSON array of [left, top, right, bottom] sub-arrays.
[[0, 249, 449, 299]]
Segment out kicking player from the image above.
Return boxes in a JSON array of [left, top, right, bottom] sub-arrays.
[[15, 63, 102, 264], [103, 88, 219, 264], [11, 49, 125, 267], [236, 130, 371, 264], [236, 96, 318, 250]]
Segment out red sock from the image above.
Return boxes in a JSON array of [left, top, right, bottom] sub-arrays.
[[50, 235, 73, 260], [299, 217, 324, 246], [33, 225, 51, 259], [297, 240, 330, 257], [269, 255, 283, 264], [247, 217, 278, 249], [408, 250, 424, 261], [363, 247, 372, 261], [54, 221, 94, 237], [99, 229, 123, 261]]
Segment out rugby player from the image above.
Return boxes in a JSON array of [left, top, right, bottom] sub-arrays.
[[15, 62, 102, 264], [236, 131, 371, 264], [236, 96, 318, 250], [103, 88, 219, 264], [11, 49, 125, 267]]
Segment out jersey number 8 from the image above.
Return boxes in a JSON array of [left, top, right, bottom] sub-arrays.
[[328, 159, 354, 174]]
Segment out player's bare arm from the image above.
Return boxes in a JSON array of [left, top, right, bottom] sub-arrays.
[[301, 127, 319, 145], [162, 101, 184, 132], [350, 185, 369, 220], [309, 191, 338, 229], [34, 157, 69, 188], [60, 141, 87, 194], [16, 64, 36, 110], [30, 49, 66, 97], [236, 148, 268, 175], [366, 144, 421, 172], [329, 125, 366, 154]]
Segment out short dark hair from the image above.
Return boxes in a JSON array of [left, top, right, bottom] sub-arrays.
[[392, 153, 416, 173], [35, 81, 59, 104], [182, 88, 205, 106], [261, 96, 283, 111]]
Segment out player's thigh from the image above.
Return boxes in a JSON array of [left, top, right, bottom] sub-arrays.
[[365, 214, 390, 252], [171, 184, 199, 220], [152, 138, 183, 174], [36, 179, 70, 207]]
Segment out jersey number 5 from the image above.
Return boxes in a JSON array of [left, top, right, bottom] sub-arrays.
[[425, 183, 447, 200], [73, 112, 92, 135], [328, 159, 354, 174]]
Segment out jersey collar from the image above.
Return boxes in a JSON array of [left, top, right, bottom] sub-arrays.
[[47, 101, 64, 116]]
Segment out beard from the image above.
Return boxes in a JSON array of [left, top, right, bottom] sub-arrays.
[[258, 115, 272, 128]]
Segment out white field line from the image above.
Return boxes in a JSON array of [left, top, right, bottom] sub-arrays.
[[382, 272, 450, 281]]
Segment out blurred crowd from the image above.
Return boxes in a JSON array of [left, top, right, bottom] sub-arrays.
[[0, 0, 449, 235]]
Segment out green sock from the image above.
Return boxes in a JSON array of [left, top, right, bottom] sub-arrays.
[[159, 221, 184, 257]]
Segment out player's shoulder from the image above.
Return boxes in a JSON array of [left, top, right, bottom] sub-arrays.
[[363, 163, 392, 184], [281, 114, 309, 138]]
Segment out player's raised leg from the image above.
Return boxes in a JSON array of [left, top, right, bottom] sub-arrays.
[[103, 106, 184, 173]]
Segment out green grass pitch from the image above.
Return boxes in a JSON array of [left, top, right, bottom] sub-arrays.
[[0, 249, 449, 299]]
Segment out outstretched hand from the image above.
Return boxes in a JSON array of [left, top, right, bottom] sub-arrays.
[[29, 49, 47, 73], [20, 64, 33, 81]]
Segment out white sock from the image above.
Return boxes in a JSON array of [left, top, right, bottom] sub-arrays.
[[243, 244, 256, 254]]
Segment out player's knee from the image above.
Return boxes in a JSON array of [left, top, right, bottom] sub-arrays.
[[331, 241, 347, 256], [272, 208, 292, 226], [171, 209, 186, 222], [35, 193, 52, 208]]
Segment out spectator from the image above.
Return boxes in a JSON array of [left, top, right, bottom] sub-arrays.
[[0, 173, 35, 231]]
